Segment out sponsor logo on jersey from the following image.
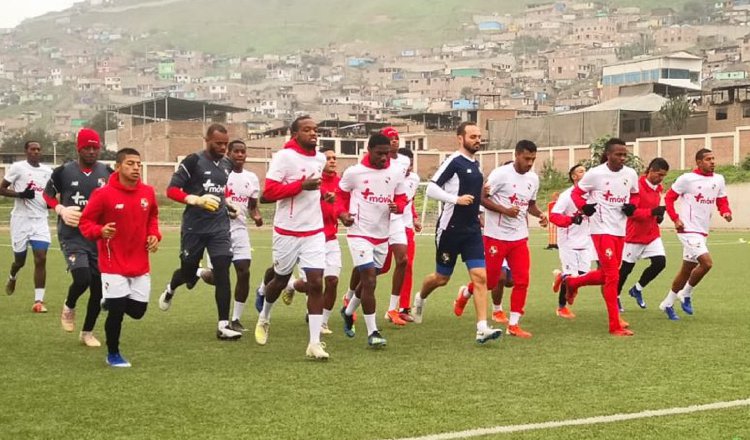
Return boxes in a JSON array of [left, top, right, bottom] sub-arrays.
[[602, 190, 628, 203], [693, 193, 715, 205]]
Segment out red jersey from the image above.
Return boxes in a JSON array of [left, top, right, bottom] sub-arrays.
[[625, 176, 663, 244], [320, 171, 340, 241], [79, 173, 161, 277]]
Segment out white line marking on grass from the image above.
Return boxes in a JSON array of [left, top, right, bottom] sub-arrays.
[[391, 398, 750, 440]]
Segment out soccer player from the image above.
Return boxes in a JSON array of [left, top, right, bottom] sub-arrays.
[[79, 148, 160, 367], [337, 133, 408, 347], [158, 123, 242, 341], [659, 148, 732, 320], [43, 128, 113, 347], [0, 140, 52, 312], [550, 164, 595, 319], [456, 140, 547, 338], [561, 138, 639, 336], [254, 116, 329, 359], [618, 158, 670, 310], [412, 121, 503, 344], [197, 140, 263, 332]]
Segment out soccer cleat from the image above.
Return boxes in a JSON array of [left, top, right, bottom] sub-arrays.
[[254, 287, 264, 314], [475, 327, 503, 344], [563, 275, 579, 305], [552, 269, 563, 293], [617, 297, 624, 313], [306, 342, 330, 360], [61, 305, 75, 332], [340, 307, 355, 338], [413, 297, 424, 324], [281, 288, 295, 306], [610, 328, 635, 337], [619, 316, 630, 329], [628, 286, 647, 309], [320, 323, 333, 335], [453, 286, 470, 317], [158, 285, 173, 311], [254, 319, 270, 345], [229, 319, 247, 332], [399, 309, 415, 323], [32, 301, 48, 313], [507, 325, 532, 339], [659, 303, 680, 321], [367, 330, 387, 348], [217, 324, 243, 341], [5, 277, 16, 295], [79, 331, 101, 347], [556, 306, 575, 319], [385, 309, 407, 326], [106, 353, 131, 368], [492, 310, 509, 324], [678, 294, 694, 315], [342, 295, 358, 322]]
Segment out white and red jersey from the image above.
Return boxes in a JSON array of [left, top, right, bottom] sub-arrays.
[[388, 153, 411, 222], [264, 139, 326, 236], [573, 163, 639, 237], [402, 172, 420, 229], [484, 163, 539, 241], [226, 169, 260, 231], [4, 160, 52, 218], [337, 156, 408, 243], [551, 186, 592, 250], [665, 169, 730, 236]]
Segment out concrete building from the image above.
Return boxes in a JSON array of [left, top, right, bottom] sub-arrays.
[[601, 52, 703, 101]]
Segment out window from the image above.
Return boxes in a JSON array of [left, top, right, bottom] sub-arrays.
[[639, 118, 651, 132], [341, 140, 357, 155], [622, 120, 636, 133], [716, 107, 728, 120], [743, 105, 750, 118], [557, 66, 563, 74]]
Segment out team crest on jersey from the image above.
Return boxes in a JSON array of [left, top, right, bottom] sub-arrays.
[[605, 248, 613, 259], [623, 179, 629, 186], [98, 178, 106, 187], [441, 252, 451, 264], [140, 198, 149, 210], [68, 254, 76, 264]]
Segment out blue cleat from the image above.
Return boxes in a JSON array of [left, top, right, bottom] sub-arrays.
[[628, 286, 647, 309], [367, 330, 387, 348], [340, 306, 355, 338], [254, 288, 264, 314], [617, 297, 624, 313], [106, 353, 131, 368], [680, 296, 693, 315], [661, 305, 680, 321]]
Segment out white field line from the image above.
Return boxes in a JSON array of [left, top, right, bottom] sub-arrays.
[[390, 397, 750, 440]]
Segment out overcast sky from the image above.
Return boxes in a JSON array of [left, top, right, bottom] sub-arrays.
[[0, 1, 78, 29]]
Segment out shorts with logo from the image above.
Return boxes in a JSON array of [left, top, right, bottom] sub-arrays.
[[10, 215, 51, 253], [435, 228, 485, 276], [60, 235, 99, 273], [559, 244, 596, 275], [347, 236, 388, 270], [388, 216, 407, 246], [678, 233, 709, 263], [180, 231, 232, 264], [272, 231, 326, 276], [622, 238, 665, 263], [102, 273, 151, 303]]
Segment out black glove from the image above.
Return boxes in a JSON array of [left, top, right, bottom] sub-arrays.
[[656, 215, 664, 224], [18, 184, 35, 199], [651, 206, 666, 217], [582, 203, 597, 217], [571, 213, 584, 225], [622, 203, 636, 217]]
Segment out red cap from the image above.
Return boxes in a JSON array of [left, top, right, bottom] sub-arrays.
[[76, 128, 101, 151], [381, 126, 399, 139]]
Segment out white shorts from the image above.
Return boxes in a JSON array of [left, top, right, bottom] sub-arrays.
[[559, 245, 596, 275], [102, 273, 151, 303], [10, 216, 51, 253], [388, 216, 407, 246], [678, 233, 709, 263], [299, 239, 343, 280], [230, 227, 252, 261], [347, 236, 388, 269], [272, 232, 326, 276], [622, 238, 665, 263]]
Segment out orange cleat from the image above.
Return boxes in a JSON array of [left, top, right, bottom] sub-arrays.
[[610, 328, 634, 337], [492, 310, 508, 324], [556, 306, 575, 319], [507, 324, 533, 338], [564, 275, 579, 305], [385, 309, 407, 326], [552, 269, 563, 293], [453, 286, 470, 317], [619, 316, 630, 328]]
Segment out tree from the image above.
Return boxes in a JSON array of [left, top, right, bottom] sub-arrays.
[[659, 95, 692, 135], [85, 111, 118, 136], [460, 86, 473, 100], [1, 129, 56, 153], [582, 135, 643, 173]]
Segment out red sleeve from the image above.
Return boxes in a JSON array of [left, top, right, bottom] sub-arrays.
[[716, 196, 731, 216], [571, 185, 587, 210], [665, 189, 680, 222], [335, 186, 350, 217], [148, 191, 162, 241], [167, 186, 189, 203], [549, 212, 573, 228], [43, 192, 59, 209], [393, 193, 407, 214], [78, 190, 104, 240], [629, 191, 640, 208], [263, 178, 303, 202]]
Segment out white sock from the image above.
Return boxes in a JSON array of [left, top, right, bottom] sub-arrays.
[[635, 282, 644, 291], [662, 290, 679, 307], [34, 288, 45, 302], [218, 320, 229, 330], [286, 276, 296, 291], [260, 299, 274, 321], [509, 312, 521, 326], [8, 274, 16, 281], [258, 282, 266, 296], [165, 283, 173, 294], [476, 320, 489, 332], [364, 313, 377, 335], [492, 303, 503, 312], [462, 286, 472, 299], [681, 283, 695, 298], [388, 294, 400, 311], [308, 314, 322, 344], [345, 296, 361, 316], [414, 292, 424, 306], [345, 289, 355, 301], [196, 267, 204, 277], [322, 308, 332, 325], [231, 300, 245, 321]]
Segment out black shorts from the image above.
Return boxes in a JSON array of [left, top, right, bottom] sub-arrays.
[[60, 239, 99, 274], [435, 228, 485, 276], [180, 231, 232, 264]]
